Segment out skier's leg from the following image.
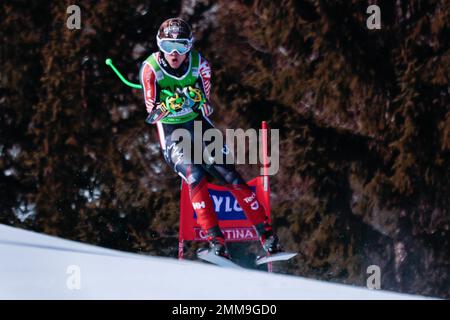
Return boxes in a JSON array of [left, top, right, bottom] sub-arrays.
[[207, 164, 266, 224], [199, 117, 282, 254], [186, 171, 230, 258], [158, 122, 229, 258], [207, 164, 282, 253]]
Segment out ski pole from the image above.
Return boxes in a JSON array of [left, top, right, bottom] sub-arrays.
[[105, 58, 142, 89]]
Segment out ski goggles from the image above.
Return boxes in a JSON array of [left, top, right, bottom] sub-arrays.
[[157, 37, 193, 55]]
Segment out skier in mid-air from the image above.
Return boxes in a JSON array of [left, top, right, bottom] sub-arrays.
[[140, 18, 283, 261]]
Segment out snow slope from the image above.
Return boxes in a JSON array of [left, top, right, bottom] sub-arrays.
[[0, 224, 427, 299]]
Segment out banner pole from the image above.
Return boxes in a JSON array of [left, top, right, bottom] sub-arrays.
[[179, 180, 185, 260], [261, 121, 270, 215], [261, 121, 273, 273], [178, 240, 184, 260]]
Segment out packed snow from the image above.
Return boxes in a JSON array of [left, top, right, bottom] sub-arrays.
[[0, 224, 427, 299]]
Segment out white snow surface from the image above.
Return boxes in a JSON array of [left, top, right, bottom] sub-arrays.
[[0, 224, 428, 300]]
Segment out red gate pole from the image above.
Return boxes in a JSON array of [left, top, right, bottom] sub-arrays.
[[178, 239, 184, 260], [261, 121, 270, 210], [178, 180, 185, 260], [261, 121, 273, 273]]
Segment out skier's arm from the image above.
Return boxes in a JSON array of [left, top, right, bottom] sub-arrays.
[[140, 62, 169, 124], [197, 55, 213, 117], [140, 61, 163, 114]]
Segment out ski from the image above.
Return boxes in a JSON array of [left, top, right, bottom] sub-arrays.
[[197, 248, 242, 269], [255, 252, 298, 265]]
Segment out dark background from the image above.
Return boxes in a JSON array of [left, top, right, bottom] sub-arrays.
[[0, 0, 448, 298]]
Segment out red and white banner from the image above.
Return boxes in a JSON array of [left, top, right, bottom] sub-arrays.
[[179, 177, 271, 243]]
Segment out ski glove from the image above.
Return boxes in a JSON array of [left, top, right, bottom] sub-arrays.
[[145, 102, 170, 124], [199, 101, 214, 117]]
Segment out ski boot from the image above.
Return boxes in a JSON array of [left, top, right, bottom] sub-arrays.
[[255, 222, 283, 254], [208, 236, 231, 260], [196, 226, 240, 267], [200, 226, 231, 260]]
